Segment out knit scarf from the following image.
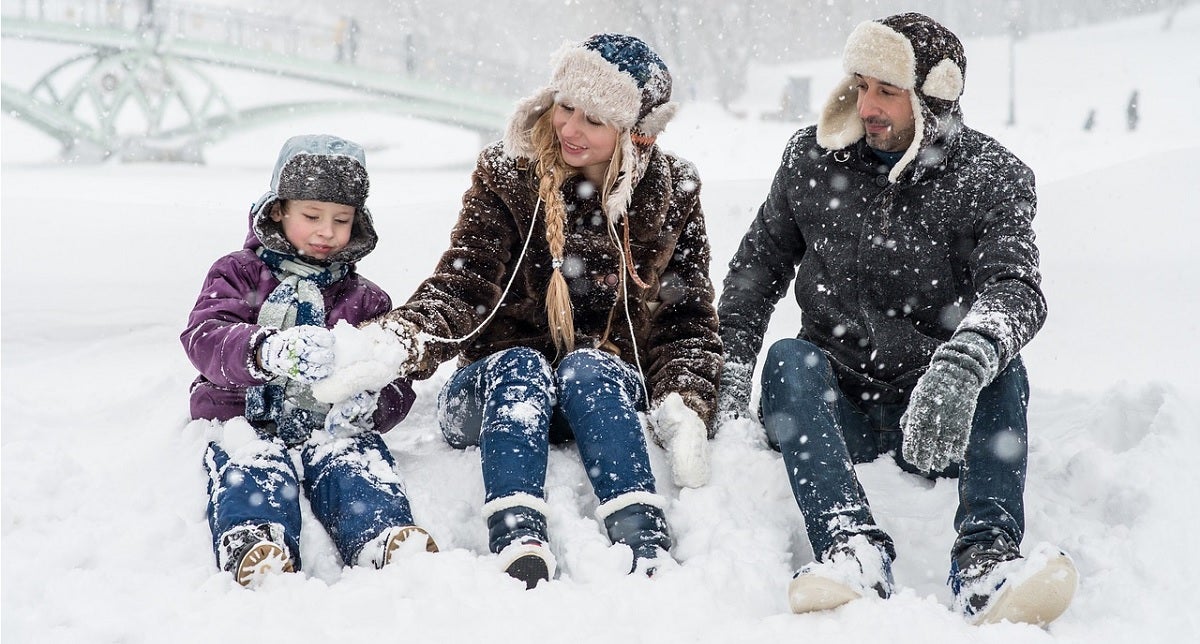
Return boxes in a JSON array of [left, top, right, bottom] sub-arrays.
[[245, 248, 350, 445]]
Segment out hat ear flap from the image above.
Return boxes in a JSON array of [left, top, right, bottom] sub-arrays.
[[922, 58, 964, 101], [816, 76, 864, 150], [635, 101, 678, 138], [504, 87, 557, 159]]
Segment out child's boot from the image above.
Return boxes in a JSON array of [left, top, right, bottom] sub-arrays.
[[218, 522, 295, 587], [358, 525, 439, 569]]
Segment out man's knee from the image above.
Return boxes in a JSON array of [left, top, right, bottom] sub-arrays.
[[762, 338, 833, 393]]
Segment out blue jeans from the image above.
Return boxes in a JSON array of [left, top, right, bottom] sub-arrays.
[[759, 338, 1028, 563], [439, 347, 656, 505], [205, 430, 416, 569]]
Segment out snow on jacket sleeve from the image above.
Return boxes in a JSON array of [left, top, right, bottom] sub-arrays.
[[716, 133, 807, 413], [954, 146, 1047, 369], [181, 253, 274, 388], [644, 160, 723, 432]]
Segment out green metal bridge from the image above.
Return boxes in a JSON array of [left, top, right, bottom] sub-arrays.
[[1, 2, 515, 161]]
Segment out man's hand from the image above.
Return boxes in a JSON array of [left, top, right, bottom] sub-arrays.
[[901, 331, 999, 473]]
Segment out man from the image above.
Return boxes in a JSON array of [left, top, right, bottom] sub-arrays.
[[717, 13, 1077, 626]]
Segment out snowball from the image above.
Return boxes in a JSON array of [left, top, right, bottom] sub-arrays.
[[310, 320, 408, 404]]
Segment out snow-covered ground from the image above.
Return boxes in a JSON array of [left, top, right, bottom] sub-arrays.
[[4, 7, 1199, 643]]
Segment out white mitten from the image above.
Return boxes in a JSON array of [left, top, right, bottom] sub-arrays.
[[324, 390, 380, 438], [651, 392, 711, 488], [311, 319, 421, 404], [258, 325, 335, 383]]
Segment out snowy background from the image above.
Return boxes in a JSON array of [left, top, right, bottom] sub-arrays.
[[4, 5, 1200, 643]]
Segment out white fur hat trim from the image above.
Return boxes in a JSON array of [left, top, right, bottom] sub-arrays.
[[551, 46, 643, 131], [842, 20, 916, 89], [922, 57, 964, 101]]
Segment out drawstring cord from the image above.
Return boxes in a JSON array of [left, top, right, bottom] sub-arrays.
[[419, 196, 542, 345], [420, 192, 651, 408], [606, 215, 652, 406]]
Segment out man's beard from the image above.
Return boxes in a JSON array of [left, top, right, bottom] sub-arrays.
[[864, 118, 916, 152]]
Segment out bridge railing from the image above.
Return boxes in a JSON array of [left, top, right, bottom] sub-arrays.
[[1, 0, 536, 99]]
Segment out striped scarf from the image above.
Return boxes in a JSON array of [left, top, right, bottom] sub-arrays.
[[245, 248, 350, 445]]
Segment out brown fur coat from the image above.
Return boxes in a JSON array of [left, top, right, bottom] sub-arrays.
[[380, 142, 722, 429]]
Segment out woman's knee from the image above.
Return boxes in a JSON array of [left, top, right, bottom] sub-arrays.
[[486, 346, 555, 388], [556, 349, 634, 399]]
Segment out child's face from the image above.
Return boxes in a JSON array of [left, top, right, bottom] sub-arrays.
[[271, 200, 355, 260]]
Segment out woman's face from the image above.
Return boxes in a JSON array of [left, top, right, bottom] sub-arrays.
[[552, 102, 619, 184]]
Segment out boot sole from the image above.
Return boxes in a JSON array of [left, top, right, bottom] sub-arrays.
[[976, 554, 1078, 626], [788, 575, 861, 614], [235, 542, 294, 587], [504, 553, 550, 590], [381, 526, 439, 567]]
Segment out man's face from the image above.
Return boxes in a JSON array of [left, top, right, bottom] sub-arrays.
[[855, 74, 916, 152]]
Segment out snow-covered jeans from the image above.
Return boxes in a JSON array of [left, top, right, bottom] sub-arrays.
[[204, 429, 416, 570], [439, 347, 656, 506], [760, 338, 1028, 564]]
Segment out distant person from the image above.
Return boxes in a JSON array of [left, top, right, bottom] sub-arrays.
[[718, 13, 1077, 626], [182, 134, 437, 587], [346, 17, 360, 64], [333, 34, 721, 588], [1083, 108, 1096, 131], [1126, 90, 1140, 131]]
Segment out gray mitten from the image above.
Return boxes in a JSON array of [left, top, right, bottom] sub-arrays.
[[716, 360, 754, 424], [258, 325, 336, 384], [900, 331, 999, 473]]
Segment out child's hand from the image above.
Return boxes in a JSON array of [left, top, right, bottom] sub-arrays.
[[259, 325, 336, 383], [324, 390, 379, 437]]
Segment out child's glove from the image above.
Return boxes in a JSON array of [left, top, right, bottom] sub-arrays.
[[651, 392, 712, 489], [901, 331, 999, 473], [258, 325, 336, 384], [324, 390, 380, 438]]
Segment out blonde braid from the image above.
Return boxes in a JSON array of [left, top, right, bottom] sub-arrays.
[[531, 111, 576, 354]]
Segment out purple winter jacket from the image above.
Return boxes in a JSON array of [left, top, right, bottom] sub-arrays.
[[181, 230, 415, 433]]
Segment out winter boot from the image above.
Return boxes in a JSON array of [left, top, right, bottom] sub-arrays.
[[597, 492, 673, 576], [357, 525, 439, 569], [218, 522, 295, 587], [788, 533, 895, 614], [484, 494, 556, 589], [951, 538, 1077, 626]]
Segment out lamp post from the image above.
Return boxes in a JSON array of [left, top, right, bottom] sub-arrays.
[[1006, 2, 1022, 127]]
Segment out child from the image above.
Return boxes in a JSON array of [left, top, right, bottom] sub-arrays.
[[182, 134, 436, 587]]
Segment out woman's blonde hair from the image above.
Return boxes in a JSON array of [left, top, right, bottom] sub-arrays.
[[530, 107, 624, 355]]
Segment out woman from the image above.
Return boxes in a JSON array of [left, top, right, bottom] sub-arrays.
[[375, 33, 721, 588]]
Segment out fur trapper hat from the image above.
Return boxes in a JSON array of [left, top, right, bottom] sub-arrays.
[[817, 12, 967, 183], [504, 33, 678, 223], [250, 134, 378, 263]]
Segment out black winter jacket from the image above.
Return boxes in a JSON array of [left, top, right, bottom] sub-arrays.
[[719, 124, 1045, 407]]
